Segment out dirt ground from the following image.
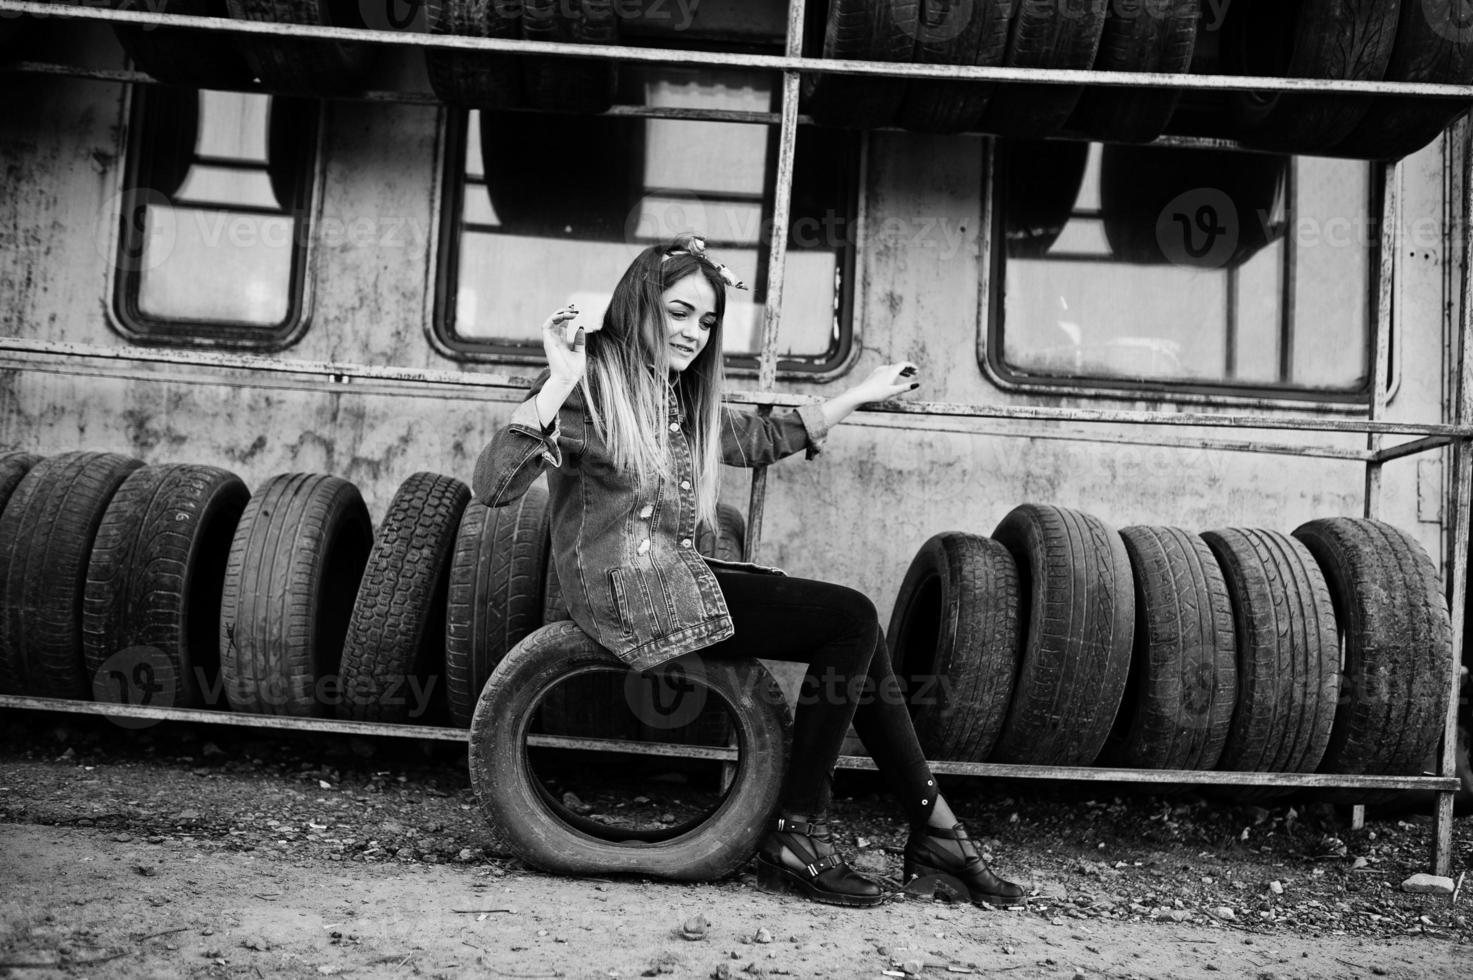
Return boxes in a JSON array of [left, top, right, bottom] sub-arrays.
[[1, 711, 1470, 980]]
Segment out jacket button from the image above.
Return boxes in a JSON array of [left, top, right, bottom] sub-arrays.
[[679, 480, 691, 491], [680, 538, 693, 548], [668, 421, 681, 433], [638, 504, 654, 519], [637, 538, 651, 555]]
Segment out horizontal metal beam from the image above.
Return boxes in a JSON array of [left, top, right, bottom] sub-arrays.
[[0, 694, 469, 741], [7, 339, 1471, 439], [0, 337, 534, 392], [851, 756, 1461, 792], [1372, 434, 1459, 464], [1, 696, 1458, 791], [5, 2, 1473, 98]]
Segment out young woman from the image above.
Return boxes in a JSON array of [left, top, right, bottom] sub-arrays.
[[473, 235, 1023, 908]]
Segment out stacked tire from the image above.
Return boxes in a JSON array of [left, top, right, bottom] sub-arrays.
[[794, 0, 1473, 160], [887, 504, 1455, 801]]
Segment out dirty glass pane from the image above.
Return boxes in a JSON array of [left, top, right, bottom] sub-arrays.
[[442, 67, 856, 372], [994, 140, 1373, 398], [118, 88, 312, 340]]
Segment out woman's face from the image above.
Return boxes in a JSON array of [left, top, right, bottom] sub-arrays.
[[661, 272, 718, 373]]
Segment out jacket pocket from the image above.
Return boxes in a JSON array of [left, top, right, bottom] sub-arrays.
[[607, 568, 636, 636]]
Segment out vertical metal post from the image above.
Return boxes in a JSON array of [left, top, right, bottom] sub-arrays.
[[1351, 162, 1401, 833], [744, 0, 806, 565], [1363, 161, 1399, 522], [1434, 117, 1473, 877]]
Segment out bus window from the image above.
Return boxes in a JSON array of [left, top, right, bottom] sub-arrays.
[[434, 67, 860, 376], [112, 88, 317, 349], [987, 140, 1376, 402]]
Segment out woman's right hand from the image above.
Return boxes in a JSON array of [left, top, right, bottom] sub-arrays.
[[542, 305, 587, 386]]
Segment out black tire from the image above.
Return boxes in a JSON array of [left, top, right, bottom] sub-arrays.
[[1292, 519, 1453, 799], [225, 0, 375, 94], [219, 473, 373, 716], [82, 464, 249, 711], [999, 138, 1089, 258], [695, 502, 746, 564], [0, 452, 143, 699], [988, 504, 1134, 766], [266, 97, 317, 211], [337, 473, 471, 724], [1332, 0, 1473, 160], [896, 0, 1013, 134], [1201, 528, 1340, 777], [0, 451, 43, 523], [133, 84, 201, 202], [979, 0, 1109, 139], [521, 0, 618, 114], [1070, 0, 1199, 143], [468, 621, 792, 880], [1098, 526, 1237, 770], [113, 0, 258, 89], [480, 110, 645, 241], [801, 0, 919, 129], [444, 486, 551, 727], [426, 0, 525, 110], [886, 531, 1021, 763], [1219, 0, 1401, 154], [1098, 145, 1288, 270]]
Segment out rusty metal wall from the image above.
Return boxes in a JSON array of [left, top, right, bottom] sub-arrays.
[[0, 24, 1456, 624]]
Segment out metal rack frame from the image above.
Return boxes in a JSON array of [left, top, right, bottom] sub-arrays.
[[0, 1, 1468, 875]]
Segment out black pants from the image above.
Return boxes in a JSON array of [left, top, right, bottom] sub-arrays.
[[699, 569, 938, 824]]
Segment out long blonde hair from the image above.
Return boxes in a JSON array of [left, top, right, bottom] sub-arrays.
[[582, 239, 728, 530]]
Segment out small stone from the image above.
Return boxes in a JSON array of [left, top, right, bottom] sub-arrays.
[[177, 809, 200, 822], [1351, 857, 1369, 871], [113, 833, 132, 843], [681, 914, 709, 941], [753, 927, 773, 944], [1212, 907, 1236, 922], [900, 960, 924, 976], [1268, 880, 1284, 895], [240, 936, 270, 951], [58, 748, 76, 762], [1400, 874, 1455, 896], [1372, 968, 1388, 976], [659, 813, 677, 824], [201, 742, 225, 758]]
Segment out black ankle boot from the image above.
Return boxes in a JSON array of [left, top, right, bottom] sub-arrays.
[[904, 822, 1026, 906], [756, 815, 885, 908]]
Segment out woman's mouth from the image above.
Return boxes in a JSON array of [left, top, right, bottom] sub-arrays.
[[672, 342, 696, 355]]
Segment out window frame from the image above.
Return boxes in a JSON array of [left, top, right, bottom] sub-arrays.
[[426, 106, 862, 382], [107, 84, 322, 352], [978, 142, 1388, 408]]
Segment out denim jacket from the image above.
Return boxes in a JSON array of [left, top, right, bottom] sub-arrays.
[[472, 371, 831, 670]]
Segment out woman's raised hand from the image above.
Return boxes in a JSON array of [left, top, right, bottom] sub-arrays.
[[850, 362, 920, 404], [542, 305, 587, 386]]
